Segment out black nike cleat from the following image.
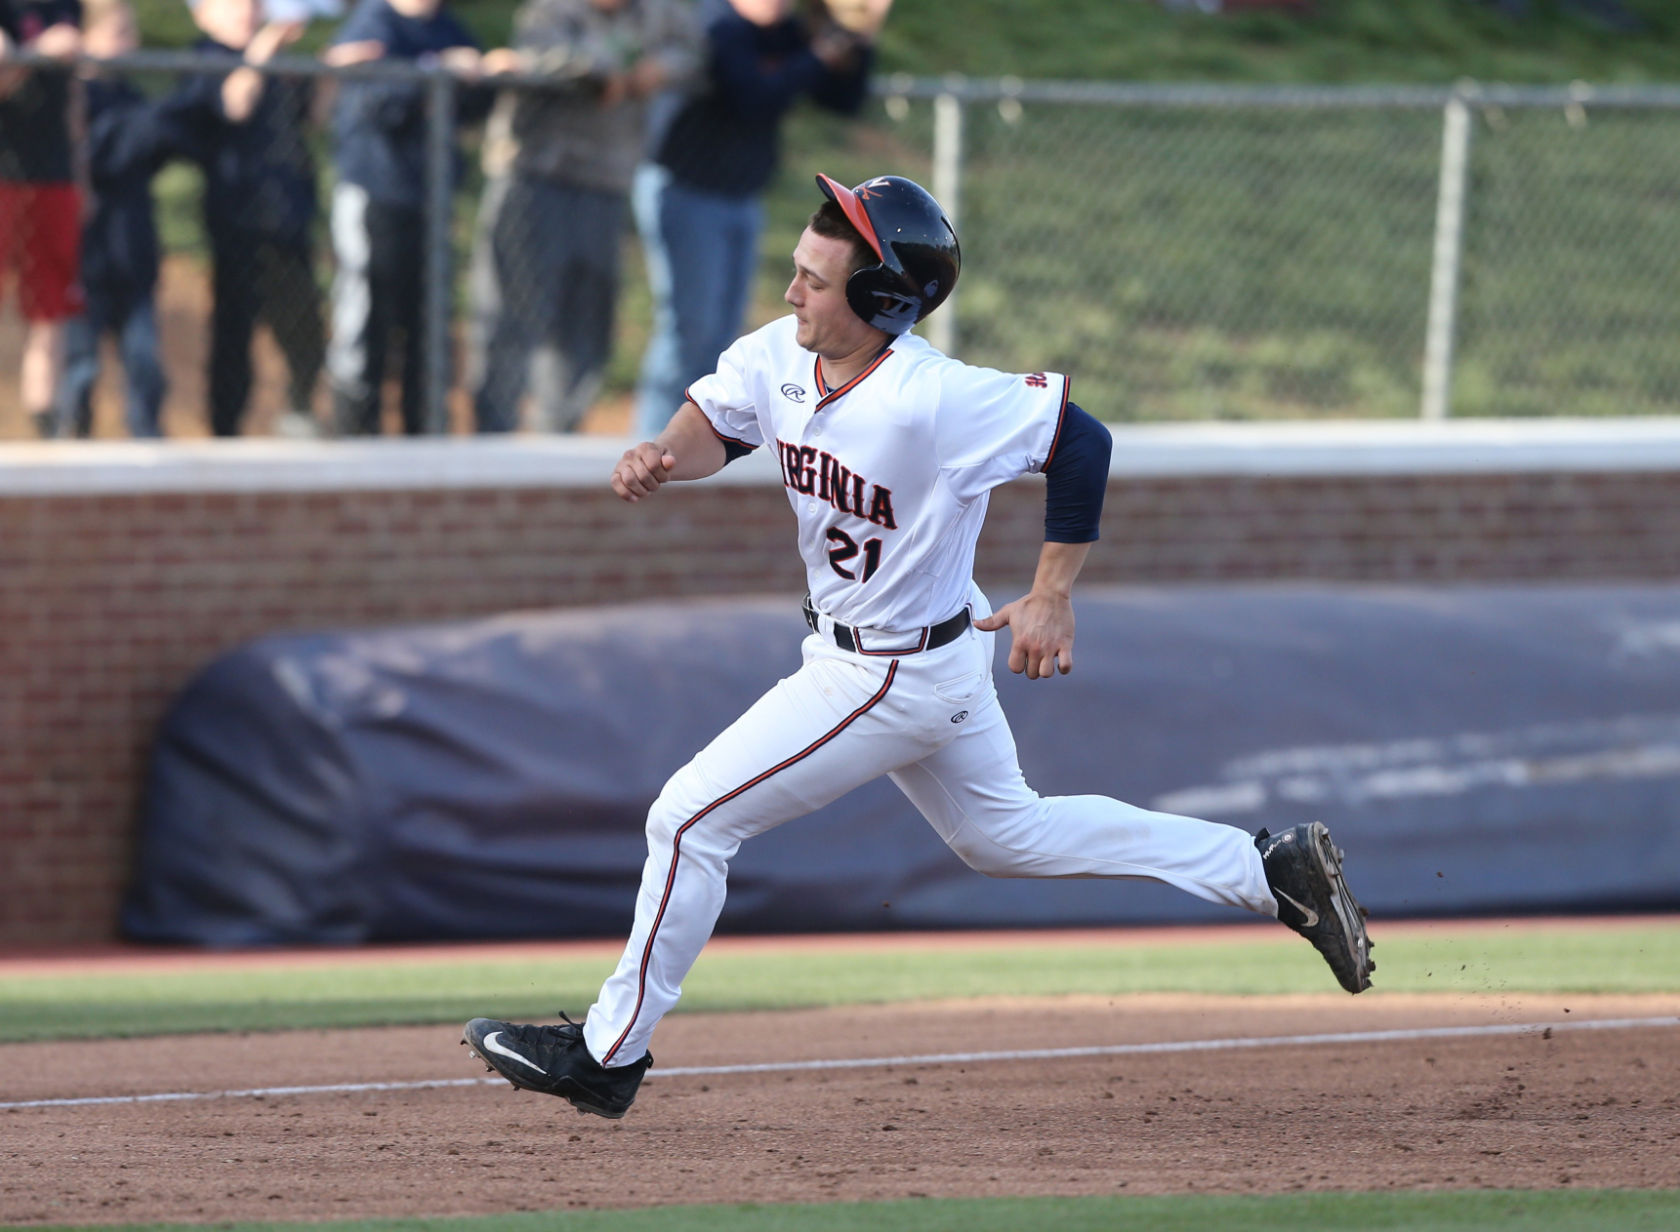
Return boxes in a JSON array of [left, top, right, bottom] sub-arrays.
[[1256, 822, 1375, 995], [462, 1014, 652, 1119]]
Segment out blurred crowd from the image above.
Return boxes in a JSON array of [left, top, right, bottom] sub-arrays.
[[0, 0, 889, 439]]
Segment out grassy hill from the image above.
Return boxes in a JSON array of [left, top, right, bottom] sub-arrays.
[[134, 0, 1680, 84]]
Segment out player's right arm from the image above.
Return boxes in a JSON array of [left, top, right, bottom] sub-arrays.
[[610, 401, 728, 502]]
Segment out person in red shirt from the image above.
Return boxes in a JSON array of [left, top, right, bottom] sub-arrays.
[[0, 0, 84, 438]]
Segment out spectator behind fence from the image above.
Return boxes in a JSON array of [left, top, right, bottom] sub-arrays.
[[324, 0, 496, 436], [0, 0, 83, 439], [631, 0, 881, 439], [56, 0, 191, 437], [466, 0, 699, 435], [167, 0, 325, 438]]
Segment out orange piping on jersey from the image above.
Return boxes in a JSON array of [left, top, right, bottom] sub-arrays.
[[816, 174, 885, 261], [814, 348, 895, 412], [686, 392, 757, 453], [1040, 375, 1074, 471], [600, 661, 900, 1066]]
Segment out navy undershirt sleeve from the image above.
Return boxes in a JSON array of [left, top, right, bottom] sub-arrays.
[[1043, 401, 1111, 543]]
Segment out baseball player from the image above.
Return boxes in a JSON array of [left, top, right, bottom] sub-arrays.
[[465, 173, 1375, 1119]]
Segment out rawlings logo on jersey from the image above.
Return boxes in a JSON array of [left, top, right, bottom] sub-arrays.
[[775, 440, 898, 530], [781, 383, 807, 403]]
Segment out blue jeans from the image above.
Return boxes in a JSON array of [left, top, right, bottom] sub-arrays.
[[57, 288, 166, 438], [633, 166, 763, 439]]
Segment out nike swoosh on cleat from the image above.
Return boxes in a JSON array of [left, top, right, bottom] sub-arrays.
[[1275, 889, 1319, 928], [482, 1031, 548, 1076]]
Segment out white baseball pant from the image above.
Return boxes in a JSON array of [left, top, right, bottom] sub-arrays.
[[585, 591, 1277, 1067]]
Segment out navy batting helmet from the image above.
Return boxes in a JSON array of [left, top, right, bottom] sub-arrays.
[[815, 173, 961, 335]]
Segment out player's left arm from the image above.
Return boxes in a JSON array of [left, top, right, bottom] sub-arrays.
[[973, 402, 1111, 680]]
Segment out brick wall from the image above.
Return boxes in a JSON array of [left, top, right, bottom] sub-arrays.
[[5, 424, 1680, 945]]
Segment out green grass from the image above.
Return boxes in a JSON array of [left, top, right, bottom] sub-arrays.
[[133, 0, 1680, 84], [3, 920, 1676, 1043], [23, 1188, 1680, 1232]]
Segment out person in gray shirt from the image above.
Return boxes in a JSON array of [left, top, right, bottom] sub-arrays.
[[468, 0, 699, 433]]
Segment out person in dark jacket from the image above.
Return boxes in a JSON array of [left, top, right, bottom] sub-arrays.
[[0, 0, 83, 438], [166, 0, 325, 437], [631, 0, 879, 438], [322, 0, 497, 436], [55, 0, 190, 437]]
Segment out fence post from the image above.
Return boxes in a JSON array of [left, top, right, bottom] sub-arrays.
[[928, 88, 964, 357], [423, 69, 456, 434], [1421, 90, 1473, 421]]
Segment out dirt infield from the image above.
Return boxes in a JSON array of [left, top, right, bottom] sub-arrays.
[[4, 990, 1679, 1226]]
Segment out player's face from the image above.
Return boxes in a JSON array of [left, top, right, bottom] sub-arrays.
[[785, 228, 876, 359]]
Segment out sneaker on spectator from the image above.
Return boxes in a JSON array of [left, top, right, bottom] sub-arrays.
[[274, 409, 322, 439]]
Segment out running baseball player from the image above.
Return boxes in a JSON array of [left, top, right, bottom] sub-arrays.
[[464, 173, 1375, 1119]]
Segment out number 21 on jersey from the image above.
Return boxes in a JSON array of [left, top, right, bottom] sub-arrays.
[[826, 527, 883, 582]]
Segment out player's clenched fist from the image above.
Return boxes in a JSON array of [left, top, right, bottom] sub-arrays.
[[611, 442, 678, 502]]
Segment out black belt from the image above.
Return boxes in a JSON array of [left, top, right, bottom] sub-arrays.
[[802, 595, 971, 656]]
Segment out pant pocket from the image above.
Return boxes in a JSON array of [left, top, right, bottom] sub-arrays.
[[934, 670, 987, 706]]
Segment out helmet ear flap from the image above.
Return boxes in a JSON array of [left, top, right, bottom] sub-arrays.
[[845, 266, 924, 335]]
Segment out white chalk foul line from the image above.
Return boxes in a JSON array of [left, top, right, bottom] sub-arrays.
[[4, 1015, 1675, 1112]]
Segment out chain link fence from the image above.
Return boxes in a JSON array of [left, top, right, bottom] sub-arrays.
[[856, 79, 1680, 421], [4, 57, 1680, 438]]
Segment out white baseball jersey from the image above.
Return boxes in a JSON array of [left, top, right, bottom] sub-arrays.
[[687, 315, 1072, 635]]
